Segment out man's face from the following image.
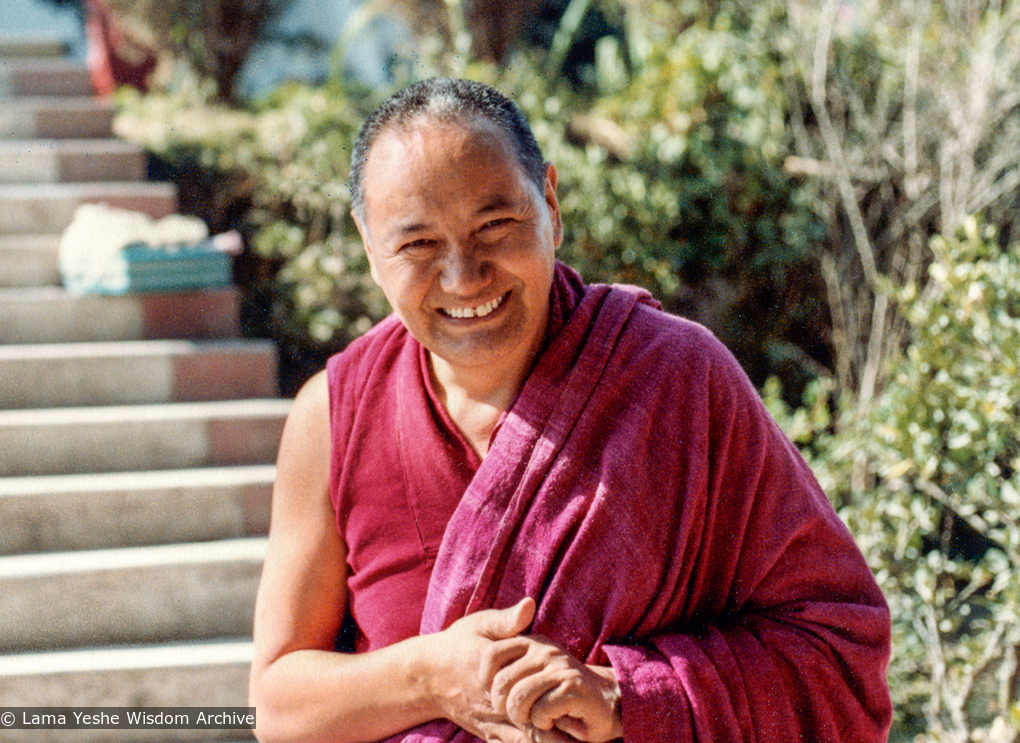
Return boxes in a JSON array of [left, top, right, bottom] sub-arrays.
[[354, 116, 563, 380]]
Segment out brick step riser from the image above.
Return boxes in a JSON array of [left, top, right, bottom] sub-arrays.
[[0, 39, 69, 58], [1, 99, 115, 139], [0, 142, 147, 184], [0, 466, 273, 555], [0, 643, 253, 743], [0, 341, 278, 409], [0, 570, 259, 653], [0, 234, 60, 287], [0, 540, 265, 653], [0, 288, 240, 345], [0, 403, 289, 478], [0, 60, 92, 97], [0, 183, 176, 234]]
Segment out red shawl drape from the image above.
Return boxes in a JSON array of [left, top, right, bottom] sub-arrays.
[[336, 263, 892, 742]]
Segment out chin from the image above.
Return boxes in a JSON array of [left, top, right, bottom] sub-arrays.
[[431, 336, 514, 367]]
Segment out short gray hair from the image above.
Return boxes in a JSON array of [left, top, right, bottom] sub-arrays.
[[349, 78, 546, 219]]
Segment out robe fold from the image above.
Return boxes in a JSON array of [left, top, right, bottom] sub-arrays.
[[330, 263, 892, 743]]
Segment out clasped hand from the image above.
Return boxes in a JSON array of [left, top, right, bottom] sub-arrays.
[[431, 598, 622, 743]]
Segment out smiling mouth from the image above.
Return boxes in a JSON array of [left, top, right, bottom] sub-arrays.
[[440, 292, 509, 319]]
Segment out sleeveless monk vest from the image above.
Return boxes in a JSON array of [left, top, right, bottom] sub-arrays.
[[326, 317, 481, 652]]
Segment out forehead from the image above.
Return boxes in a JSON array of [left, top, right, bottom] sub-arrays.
[[362, 116, 524, 194]]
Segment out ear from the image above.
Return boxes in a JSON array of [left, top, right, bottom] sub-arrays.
[[543, 162, 563, 249], [352, 209, 382, 286]]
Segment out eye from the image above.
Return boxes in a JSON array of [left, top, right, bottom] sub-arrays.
[[478, 218, 515, 242], [399, 237, 436, 253]]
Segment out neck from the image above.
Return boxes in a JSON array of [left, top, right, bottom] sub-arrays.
[[428, 347, 537, 458], [428, 284, 559, 456]]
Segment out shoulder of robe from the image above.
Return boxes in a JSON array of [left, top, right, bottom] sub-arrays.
[[620, 303, 738, 372], [324, 314, 409, 396]]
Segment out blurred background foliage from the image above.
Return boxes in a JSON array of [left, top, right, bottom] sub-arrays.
[[765, 218, 1020, 741], [114, 0, 832, 393], [111, 0, 1020, 739]]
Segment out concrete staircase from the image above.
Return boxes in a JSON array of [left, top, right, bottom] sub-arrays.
[[0, 39, 286, 742]]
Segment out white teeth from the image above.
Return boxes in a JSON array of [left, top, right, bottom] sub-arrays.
[[443, 293, 505, 319]]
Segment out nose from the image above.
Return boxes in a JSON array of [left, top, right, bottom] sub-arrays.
[[439, 243, 489, 295]]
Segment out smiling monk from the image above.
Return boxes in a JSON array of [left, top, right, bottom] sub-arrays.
[[248, 78, 893, 743]]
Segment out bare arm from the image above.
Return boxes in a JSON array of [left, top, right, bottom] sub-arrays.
[[249, 371, 538, 743]]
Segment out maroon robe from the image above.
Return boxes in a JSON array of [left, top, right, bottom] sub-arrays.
[[327, 263, 892, 742]]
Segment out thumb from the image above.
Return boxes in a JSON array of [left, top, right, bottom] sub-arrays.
[[477, 596, 536, 640]]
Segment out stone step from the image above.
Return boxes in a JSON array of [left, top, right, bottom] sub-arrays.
[[0, 339, 278, 409], [0, 287, 240, 345], [0, 58, 92, 97], [0, 465, 274, 555], [0, 398, 290, 477], [0, 233, 60, 287], [0, 182, 177, 234], [0, 37, 68, 59], [0, 538, 266, 652], [0, 96, 115, 139], [0, 640, 255, 742], [0, 139, 147, 184]]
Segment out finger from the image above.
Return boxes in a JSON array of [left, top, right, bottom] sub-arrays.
[[552, 715, 591, 741], [479, 636, 531, 693], [533, 681, 619, 742], [530, 724, 577, 743], [504, 670, 565, 729], [477, 719, 536, 743], [530, 685, 579, 731], [489, 645, 559, 715], [476, 597, 536, 640], [531, 680, 602, 735]]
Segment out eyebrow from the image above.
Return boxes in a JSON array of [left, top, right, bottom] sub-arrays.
[[475, 194, 517, 215], [392, 221, 430, 237], [390, 195, 521, 236]]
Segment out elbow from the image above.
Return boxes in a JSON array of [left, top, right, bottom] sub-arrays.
[[248, 665, 292, 743], [248, 660, 343, 743], [249, 696, 297, 743], [248, 673, 273, 743]]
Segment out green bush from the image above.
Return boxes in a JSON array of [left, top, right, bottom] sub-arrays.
[[767, 220, 1020, 741], [516, 2, 826, 386], [116, 1, 825, 390], [867, 221, 1020, 742]]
